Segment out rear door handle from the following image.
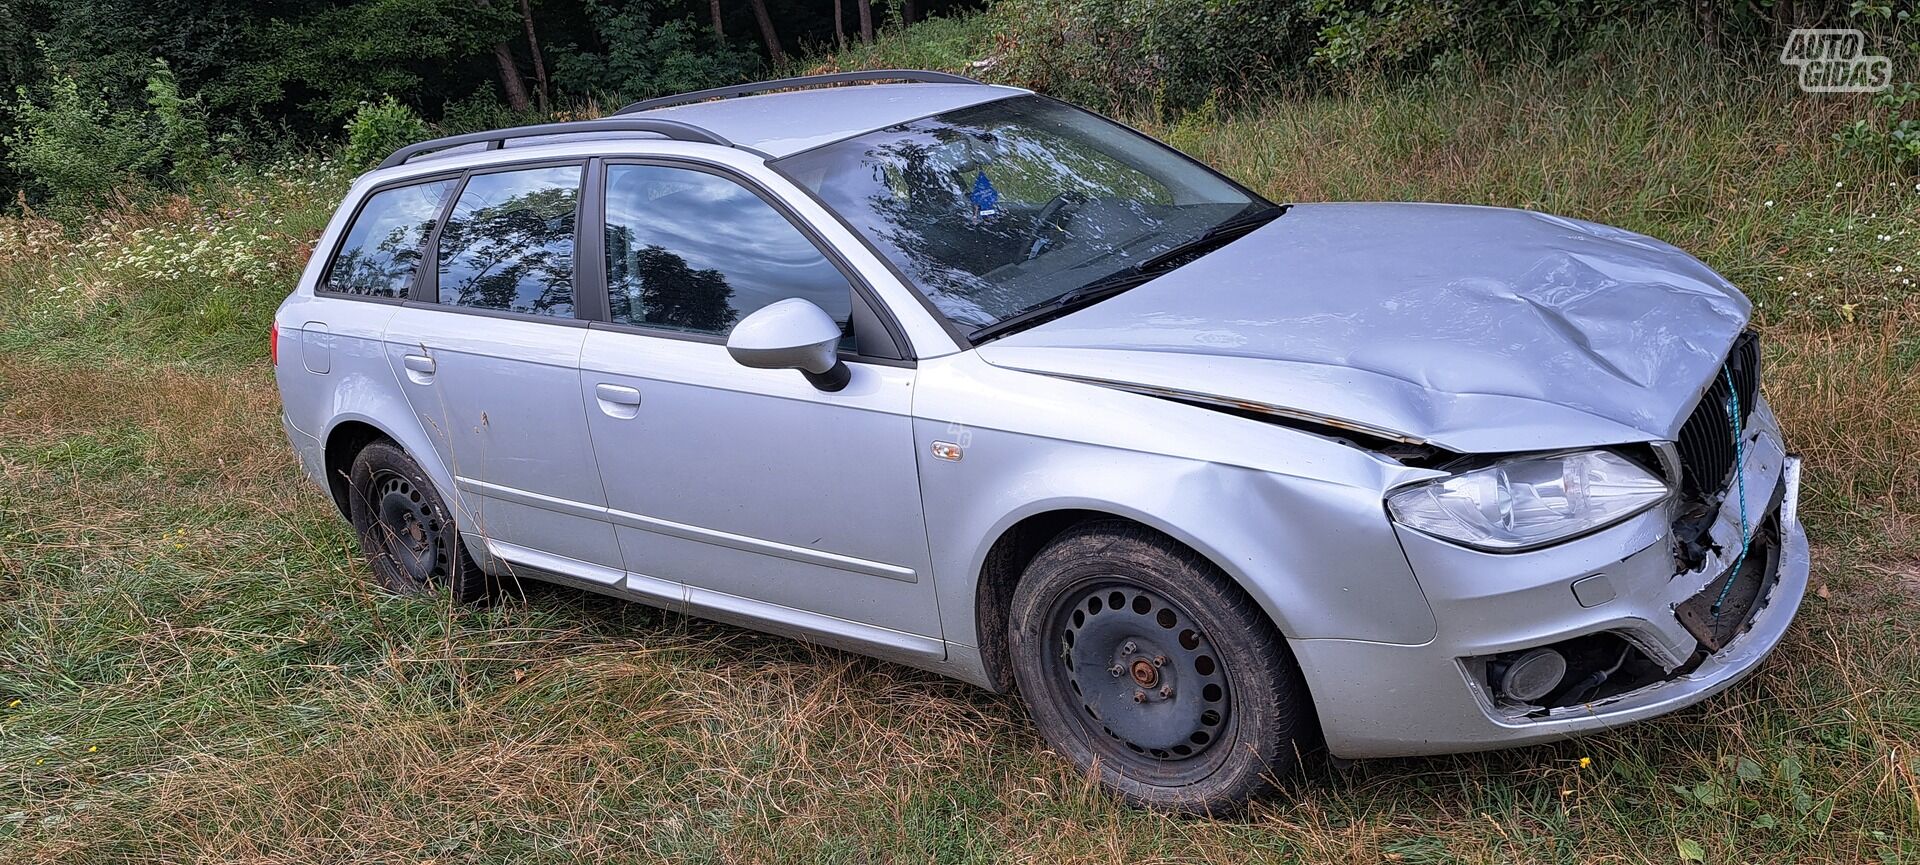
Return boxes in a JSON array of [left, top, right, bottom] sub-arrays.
[[595, 383, 642, 418], [402, 353, 435, 384]]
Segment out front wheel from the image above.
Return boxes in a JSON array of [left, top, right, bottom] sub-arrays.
[[1008, 521, 1316, 812]]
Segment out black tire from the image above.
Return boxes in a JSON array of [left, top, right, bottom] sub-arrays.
[[346, 440, 490, 603], [1008, 520, 1316, 813]]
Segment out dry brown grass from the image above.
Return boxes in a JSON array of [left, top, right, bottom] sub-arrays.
[[3, 300, 1917, 865]]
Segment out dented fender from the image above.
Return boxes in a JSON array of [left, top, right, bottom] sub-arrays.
[[912, 351, 1441, 679]]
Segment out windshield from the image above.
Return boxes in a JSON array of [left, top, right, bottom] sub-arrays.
[[776, 95, 1264, 330]]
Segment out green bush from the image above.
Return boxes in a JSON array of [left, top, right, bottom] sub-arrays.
[[548, 2, 760, 106], [437, 87, 540, 136], [4, 69, 157, 210], [988, 0, 1320, 113], [1836, 82, 1920, 169], [809, 13, 998, 74], [342, 96, 429, 168], [145, 60, 216, 185], [4, 57, 217, 213], [968, 0, 1901, 114]]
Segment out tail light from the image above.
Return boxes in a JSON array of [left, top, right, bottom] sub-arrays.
[[270, 323, 279, 365]]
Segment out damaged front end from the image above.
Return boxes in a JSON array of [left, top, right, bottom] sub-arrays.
[[1455, 331, 1799, 720]]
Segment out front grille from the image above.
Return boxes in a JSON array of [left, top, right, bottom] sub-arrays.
[[1674, 331, 1761, 498]]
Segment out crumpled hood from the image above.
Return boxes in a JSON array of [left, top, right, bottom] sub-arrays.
[[977, 202, 1751, 454]]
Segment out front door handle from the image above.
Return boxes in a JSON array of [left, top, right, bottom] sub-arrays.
[[595, 383, 642, 418], [402, 353, 435, 384], [595, 383, 641, 405]]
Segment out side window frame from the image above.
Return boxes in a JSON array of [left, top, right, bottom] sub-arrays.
[[315, 171, 464, 303], [589, 156, 911, 364], [413, 157, 591, 324]]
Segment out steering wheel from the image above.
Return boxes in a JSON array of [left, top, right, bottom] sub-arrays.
[[1024, 192, 1087, 261]]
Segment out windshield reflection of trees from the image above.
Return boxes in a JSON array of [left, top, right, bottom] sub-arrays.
[[606, 223, 738, 333], [438, 185, 577, 315], [855, 118, 1170, 327], [864, 129, 1027, 325]]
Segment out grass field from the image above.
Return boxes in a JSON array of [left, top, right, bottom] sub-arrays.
[[4, 34, 1920, 864]]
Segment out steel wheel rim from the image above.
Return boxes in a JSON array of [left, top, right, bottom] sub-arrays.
[[370, 469, 447, 589], [1044, 579, 1233, 774]]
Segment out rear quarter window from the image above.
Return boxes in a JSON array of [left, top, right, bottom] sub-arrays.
[[323, 178, 457, 297]]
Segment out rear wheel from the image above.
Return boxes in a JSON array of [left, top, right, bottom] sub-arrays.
[[346, 441, 489, 602], [1008, 521, 1315, 812]]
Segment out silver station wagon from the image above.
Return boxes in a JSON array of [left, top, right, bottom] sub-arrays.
[[275, 70, 1808, 811]]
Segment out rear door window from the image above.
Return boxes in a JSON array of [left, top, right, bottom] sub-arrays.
[[324, 178, 457, 297], [437, 164, 583, 317]]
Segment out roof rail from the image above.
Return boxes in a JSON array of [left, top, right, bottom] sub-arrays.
[[378, 118, 733, 170], [614, 69, 983, 116]]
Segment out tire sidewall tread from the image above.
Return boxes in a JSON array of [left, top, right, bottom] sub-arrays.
[[345, 441, 489, 603], [1008, 520, 1314, 813]]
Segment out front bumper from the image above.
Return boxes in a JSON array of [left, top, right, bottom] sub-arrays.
[[1293, 400, 1808, 759]]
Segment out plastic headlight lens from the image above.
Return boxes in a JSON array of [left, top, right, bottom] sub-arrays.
[[1387, 451, 1669, 550]]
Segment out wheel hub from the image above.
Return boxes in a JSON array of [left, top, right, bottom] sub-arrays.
[[1054, 584, 1230, 762], [372, 471, 444, 586]]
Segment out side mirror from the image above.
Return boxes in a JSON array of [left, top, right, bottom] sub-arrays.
[[725, 298, 851, 392]]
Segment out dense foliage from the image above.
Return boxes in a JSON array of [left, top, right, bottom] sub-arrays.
[[979, 0, 1917, 112], [2, 0, 1913, 210], [0, 0, 971, 207]]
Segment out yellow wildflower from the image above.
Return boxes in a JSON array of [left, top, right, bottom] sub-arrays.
[[1578, 756, 1592, 769]]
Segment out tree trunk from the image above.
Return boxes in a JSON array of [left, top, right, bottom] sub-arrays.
[[748, 0, 786, 65], [492, 41, 533, 111], [473, 0, 533, 112], [903, 0, 917, 26], [517, 0, 549, 112], [857, 0, 872, 44], [710, 0, 724, 39], [834, 0, 846, 51]]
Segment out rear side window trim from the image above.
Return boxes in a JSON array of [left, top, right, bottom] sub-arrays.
[[315, 171, 463, 300], [312, 155, 914, 367], [415, 157, 589, 320]]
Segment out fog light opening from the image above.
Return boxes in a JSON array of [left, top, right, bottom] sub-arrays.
[[1495, 648, 1567, 703], [1479, 633, 1669, 714]]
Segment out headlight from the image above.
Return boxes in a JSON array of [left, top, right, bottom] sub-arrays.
[[1387, 450, 1670, 551]]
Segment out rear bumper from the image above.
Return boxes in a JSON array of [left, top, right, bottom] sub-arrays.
[[282, 412, 327, 491], [1293, 403, 1807, 759]]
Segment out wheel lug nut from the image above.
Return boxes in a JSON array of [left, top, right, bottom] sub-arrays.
[[1122, 641, 1136, 654], [1133, 690, 1146, 703], [1108, 665, 1124, 677], [1160, 686, 1174, 698], [1152, 655, 1167, 667]]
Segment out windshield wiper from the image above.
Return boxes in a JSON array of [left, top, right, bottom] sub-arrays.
[[1130, 203, 1288, 274], [967, 270, 1164, 343], [967, 203, 1290, 345]]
